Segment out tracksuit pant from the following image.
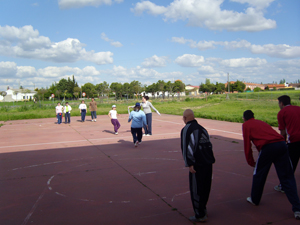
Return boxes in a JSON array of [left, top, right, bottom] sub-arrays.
[[57, 113, 62, 124], [288, 141, 300, 173], [189, 164, 212, 218], [131, 127, 142, 144], [111, 119, 120, 132], [81, 109, 86, 121], [251, 141, 300, 212], [143, 113, 152, 135]]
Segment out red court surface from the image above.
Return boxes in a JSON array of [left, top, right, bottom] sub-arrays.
[[1, 114, 299, 225]]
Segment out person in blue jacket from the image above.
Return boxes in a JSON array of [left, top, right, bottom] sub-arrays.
[[128, 103, 147, 147]]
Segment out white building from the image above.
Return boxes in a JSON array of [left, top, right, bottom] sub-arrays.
[[0, 87, 37, 102]]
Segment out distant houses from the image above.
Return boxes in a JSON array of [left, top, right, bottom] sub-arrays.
[[0, 87, 37, 102]]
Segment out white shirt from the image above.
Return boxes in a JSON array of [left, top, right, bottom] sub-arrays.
[[56, 105, 63, 114], [109, 110, 118, 119], [79, 103, 87, 110]]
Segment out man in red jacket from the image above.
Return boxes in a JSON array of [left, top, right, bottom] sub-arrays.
[[274, 95, 300, 193], [242, 110, 300, 219]]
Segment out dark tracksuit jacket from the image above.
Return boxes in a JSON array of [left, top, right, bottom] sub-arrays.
[[181, 119, 215, 218]]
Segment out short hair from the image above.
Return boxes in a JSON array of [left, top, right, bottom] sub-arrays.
[[243, 110, 254, 121], [278, 95, 291, 106], [66, 102, 69, 104], [57, 102, 60, 104]]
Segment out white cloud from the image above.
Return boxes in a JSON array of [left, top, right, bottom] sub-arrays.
[[0, 25, 113, 65], [132, 0, 276, 32], [141, 55, 168, 67], [58, 0, 123, 9], [220, 58, 267, 67], [101, 32, 123, 47], [172, 37, 300, 58], [175, 54, 205, 67]]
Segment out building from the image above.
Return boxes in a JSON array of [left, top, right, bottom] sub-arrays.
[[0, 87, 37, 102], [264, 83, 288, 90], [185, 85, 199, 95], [244, 82, 265, 91]]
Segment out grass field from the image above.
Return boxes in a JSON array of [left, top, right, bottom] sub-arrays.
[[0, 90, 299, 127]]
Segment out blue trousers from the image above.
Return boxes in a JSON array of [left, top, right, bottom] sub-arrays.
[[143, 113, 152, 135], [65, 112, 71, 123], [57, 113, 62, 124], [251, 141, 300, 212], [91, 111, 97, 120], [81, 109, 86, 121]]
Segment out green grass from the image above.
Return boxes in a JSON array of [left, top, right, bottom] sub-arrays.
[[0, 90, 299, 127]]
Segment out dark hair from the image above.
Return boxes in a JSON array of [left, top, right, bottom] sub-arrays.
[[66, 102, 69, 104], [134, 106, 141, 112], [278, 95, 291, 106], [243, 110, 254, 121], [57, 102, 60, 104], [143, 96, 149, 101]]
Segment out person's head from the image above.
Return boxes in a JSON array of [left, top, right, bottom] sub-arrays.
[[182, 109, 195, 124], [142, 96, 149, 102], [112, 105, 116, 110], [57, 102, 61, 106], [134, 102, 141, 111], [243, 110, 254, 122], [91, 97, 94, 101], [66, 102, 69, 105], [278, 95, 291, 109], [81, 100, 85, 103]]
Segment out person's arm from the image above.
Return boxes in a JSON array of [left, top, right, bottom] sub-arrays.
[[108, 111, 112, 119], [148, 102, 160, 115], [280, 129, 287, 142], [55, 107, 58, 115], [242, 124, 255, 167], [128, 112, 132, 122], [277, 111, 287, 142]]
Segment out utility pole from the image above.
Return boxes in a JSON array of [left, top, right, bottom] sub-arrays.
[[226, 73, 230, 100]]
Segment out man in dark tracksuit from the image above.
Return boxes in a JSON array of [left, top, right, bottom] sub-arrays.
[[181, 109, 215, 222], [242, 110, 300, 220]]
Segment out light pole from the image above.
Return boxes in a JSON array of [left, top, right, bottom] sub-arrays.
[[226, 73, 230, 100]]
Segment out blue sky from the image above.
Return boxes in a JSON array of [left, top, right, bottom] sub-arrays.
[[0, 0, 299, 91]]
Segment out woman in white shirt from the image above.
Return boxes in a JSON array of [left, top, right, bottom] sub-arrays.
[[108, 105, 121, 134], [78, 100, 87, 122], [55, 102, 64, 124]]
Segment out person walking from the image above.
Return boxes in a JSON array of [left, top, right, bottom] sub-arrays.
[[128, 103, 147, 147], [128, 96, 160, 136], [108, 105, 121, 135], [89, 97, 97, 122], [55, 102, 64, 125], [242, 110, 300, 220], [64, 102, 72, 124], [274, 95, 300, 193], [79, 100, 87, 122], [181, 109, 215, 222]]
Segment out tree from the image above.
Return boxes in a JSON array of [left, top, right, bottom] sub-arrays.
[[173, 80, 185, 93], [214, 82, 225, 93], [130, 80, 142, 99], [253, 87, 261, 92], [1, 91, 7, 102], [110, 82, 123, 100], [38, 88, 47, 101], [95, 81, 109, 98], [145, 83, 157, 98], [231, 80, 246, 92], [156, 80, 165, 98], [122, 82, 130, 99], [165, 81, 174, 97], [199, 79, 215, 93], [81, 83, 95, 98]]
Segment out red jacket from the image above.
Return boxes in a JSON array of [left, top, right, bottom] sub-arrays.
[[242, 118, 284, 167]]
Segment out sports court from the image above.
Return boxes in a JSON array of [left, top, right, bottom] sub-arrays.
[[0, 114, 299, 225]]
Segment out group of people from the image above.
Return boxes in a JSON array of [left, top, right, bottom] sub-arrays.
[[181, 95, 300, 222], [55, 98, 98, 124]]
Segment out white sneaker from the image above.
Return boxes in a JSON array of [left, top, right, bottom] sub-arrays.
[[115, 132, 118, 135], [143, 134, 146, 136], [92, 119, 94, 122], [94, 119, 96, 122], [135, 141, 139, 147], [274, 185, 285, 193], [295, 211, 300, 220], [247, 197, 257, 206], [146, 134, 151, 136]]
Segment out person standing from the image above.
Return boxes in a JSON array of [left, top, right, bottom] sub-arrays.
[[64, 102, 72, 124], [242, 110, 300, 220], [79, 100, 87, 122], [89, 97, 97, 122], [128, 96, 160, 136], [108, 105, 121, 135], [274, 95, 300, 193], [128, 103, 147, 147], [181, 109, 215, 222], [55, 102, 64, 125]]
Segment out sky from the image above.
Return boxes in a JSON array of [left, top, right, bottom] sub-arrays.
[[0, 0, 299, 91]]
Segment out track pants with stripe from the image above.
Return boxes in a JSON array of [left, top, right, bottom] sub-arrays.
[[189, 164, 212, 218], [251, 141, 300, 212]]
